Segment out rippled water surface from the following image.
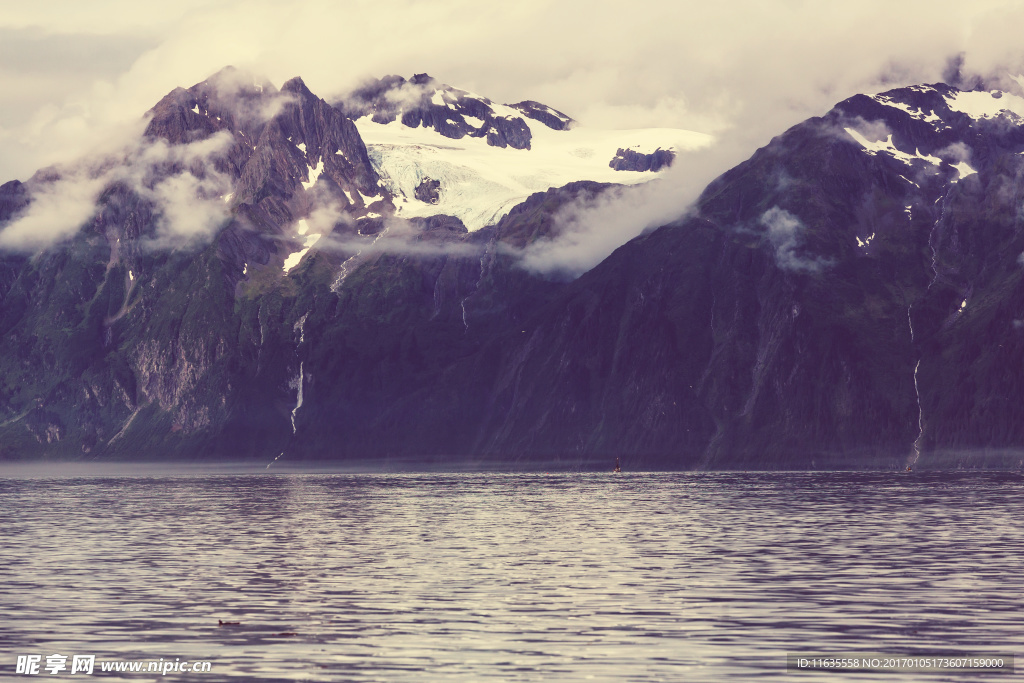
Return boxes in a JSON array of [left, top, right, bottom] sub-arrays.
[[2, 470, 1023, 681]]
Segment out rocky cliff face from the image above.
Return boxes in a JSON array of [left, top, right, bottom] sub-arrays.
[[1, 74, 1023, 469]]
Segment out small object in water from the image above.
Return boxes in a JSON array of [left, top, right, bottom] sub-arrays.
[[614, 457, 621, 473], [218, 620, 240, 626], [274, 631, 299, 637], [906, 465, 913, 472]]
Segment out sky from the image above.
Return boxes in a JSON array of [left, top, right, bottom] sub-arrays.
[[5, 0, 1024, 181], [3, 0, 1024, 263]]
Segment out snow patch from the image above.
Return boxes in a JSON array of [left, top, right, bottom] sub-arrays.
[[844, 128, 942, 167], [302, 159, 324, 190], [430, 90, 447, 107], [282, 233, 323, 273], [296, 142, 307, 153], [463, 114, 486, 129], [945, 90, 1024, 120], [856, 233, 876, 248], [222, 192, 233, 204], [872, 95, 944, 127], [191, 104, 200, 114], [951, 161, 977, 179], [490, 103, 527, 121], [243, 263, 247, 275], [358, 189, 383, 206], [128, 270, 134, 281]]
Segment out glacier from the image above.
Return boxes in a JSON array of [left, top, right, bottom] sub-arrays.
[[354, 116, 711, 231]]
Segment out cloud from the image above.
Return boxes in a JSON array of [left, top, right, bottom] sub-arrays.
[[380, 80, 434, 109], [759, 206, 832, 273], [0, 171, 106, 250], [303, 203, 349, 235], [0, 130, 236, 250], [937, 141, 973, 163], [198, 66, 299, 124], [516, 134, 757, 276], [144, 172, 230, 247], [517, 180, 689, 276], [840, 117, 894, 144], [123, 131, 236, 247], [0, 27, 155, 131], [313, 214, 483, 259], [132, 129, 235, 169]]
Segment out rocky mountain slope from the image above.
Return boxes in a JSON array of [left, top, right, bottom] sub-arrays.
[[2, 70, 1024, 469]]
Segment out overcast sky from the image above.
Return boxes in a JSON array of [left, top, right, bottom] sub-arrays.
[[2, 1, 1024, 185]]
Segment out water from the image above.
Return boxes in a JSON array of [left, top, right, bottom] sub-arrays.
[[2, 471, 1022, 681]]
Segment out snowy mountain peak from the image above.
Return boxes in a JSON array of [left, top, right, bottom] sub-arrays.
[[339, 74, 709, 230], [862, 82, 1024, 132], [831, 81, 1024, 194]]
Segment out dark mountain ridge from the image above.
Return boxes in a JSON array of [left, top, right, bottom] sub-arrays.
[[1, 72, 1023, 469]]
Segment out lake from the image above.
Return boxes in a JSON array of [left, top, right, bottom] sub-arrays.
[[2, 470, 1021, 680]]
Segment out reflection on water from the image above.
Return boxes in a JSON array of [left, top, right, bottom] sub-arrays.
[[1, 471, 1022, 681]]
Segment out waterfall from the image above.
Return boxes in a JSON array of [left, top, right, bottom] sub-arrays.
[[290, 361, 304, 435]]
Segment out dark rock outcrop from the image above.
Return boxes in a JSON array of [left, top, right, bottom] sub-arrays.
[[0, 180, 29, 221], [414, 177, 441, 204], [509, 100, 575, 131], [609, 147, 675, 172]]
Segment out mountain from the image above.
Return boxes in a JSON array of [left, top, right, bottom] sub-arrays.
[[498, 82, 1024, 469], [2, 69, 1024, 469]]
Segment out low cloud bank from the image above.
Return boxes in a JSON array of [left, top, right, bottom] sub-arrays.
[[0, 171, 106, 250], [318, 215, 483, 259], [0, 130, 236, 251], [516, 134, 759, 276]]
